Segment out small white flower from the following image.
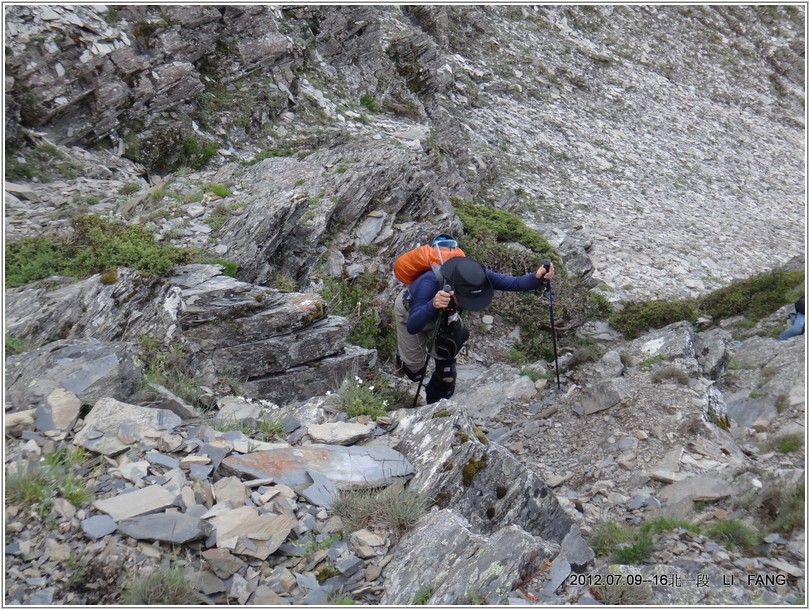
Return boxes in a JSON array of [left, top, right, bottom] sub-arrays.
[[326, 391, 332, 396], [368, 385, 375, 391]]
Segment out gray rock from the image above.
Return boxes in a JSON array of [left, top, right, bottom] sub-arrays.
[[81, 515, 117, 539], [73, 397, 182, 456], [580, 378, 631, 415], [93, 484, 178, 521], [396, 405, 573, 543], [34, 388, 81, 433], [380, 509, 559, 605], [306, 422, 372, 445], [221, 444, 413, 492], [5, 340, 141, 411], [202, 548, 246, 579], [117, 512, 208, 544]]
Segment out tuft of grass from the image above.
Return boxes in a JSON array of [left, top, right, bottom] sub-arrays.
[[590, 517, 701, 564], [331, 484, 427, 540], [413, 586, 434, 605], [771, 433, 803, 453], [704, 519, 759, 554], [359, 93, 381, 113], [5, 460, 53, 506], [118, 182, 141, 196], [121, 566, 204, 605], [755, 481, 804, 534], [206, 183, 231, 197], [5, 448, 94, 514], [138, 334, 206, 408], [258, 417, 284, 439], [272, 270, 298, 292]]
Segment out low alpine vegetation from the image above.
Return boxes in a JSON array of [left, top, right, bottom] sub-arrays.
[[5, 446, 94, 516], [4, 214, 194, 288], [320, 271, 396, 360], [121, 565, 204, 605], [610, 268, 805, 339], [326, 375, 389, 420], [331, 484, 428, 541]]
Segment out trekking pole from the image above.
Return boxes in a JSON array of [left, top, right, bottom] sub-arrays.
[[542, 261, 561, 390], [412, 309, 445, 408]]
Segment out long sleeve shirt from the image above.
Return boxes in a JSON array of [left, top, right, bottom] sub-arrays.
[[405, 268, 544, 334]]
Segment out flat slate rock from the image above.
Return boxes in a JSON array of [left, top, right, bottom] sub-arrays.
[[81, 514, 117, 539], [93, 484, 177, 521], [221, 444, 413, 491], [73, 397, 182, 456], [116, 512, 208, 544]]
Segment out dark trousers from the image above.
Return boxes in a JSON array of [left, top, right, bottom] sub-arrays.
[[425, 359, 457, 404]]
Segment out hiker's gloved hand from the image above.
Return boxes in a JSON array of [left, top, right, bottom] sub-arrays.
[[535, 262, 554, 280], [433, 290, 453, 309]]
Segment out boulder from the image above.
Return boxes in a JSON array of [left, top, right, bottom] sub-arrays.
[[5, 340, 141, 411], [221, 444, 414, 495], [380, 509, 560, 605], [4, 269, 181, 345], [73, 397, 182, 456], [394, 403, 574, 543]]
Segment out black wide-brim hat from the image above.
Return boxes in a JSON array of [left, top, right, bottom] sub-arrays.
[[440, 257, 493, 311]]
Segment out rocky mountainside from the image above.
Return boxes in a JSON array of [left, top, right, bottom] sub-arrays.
[[4, 4, 806, 607]]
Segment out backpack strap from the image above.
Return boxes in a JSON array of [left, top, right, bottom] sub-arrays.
[[432, 263, 450, 292]]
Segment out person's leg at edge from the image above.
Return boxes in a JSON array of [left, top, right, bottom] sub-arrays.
[[778, 312, 805, 341]]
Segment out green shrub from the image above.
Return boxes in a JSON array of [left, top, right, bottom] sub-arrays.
[[5, 333, 39, 356], [451, 197, 555, 259], [327, 375, 389, 420], [4, 235, 70, 288], [610, 299, 699, 339], [180, 137, 219, 170], [705, 519, 759, 554], [121, 566, 203, 605], [5, 142, 80, 183], [4, 215, 194, 288], [768, 433, 804, 453], [359, 93, 381, 113], [697, 269, 805, 321], [450, 196, 611, 361], [320, 271, 396, 359]]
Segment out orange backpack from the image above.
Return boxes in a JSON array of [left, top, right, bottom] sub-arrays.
[[393, 237, 465, 284]]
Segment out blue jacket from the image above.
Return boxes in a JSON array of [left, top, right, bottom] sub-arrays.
[[405, 268, 543, 334]]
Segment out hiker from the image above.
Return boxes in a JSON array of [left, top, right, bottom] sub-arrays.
[[778, 296, 805, 341], [394, 255, 554, 404]]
